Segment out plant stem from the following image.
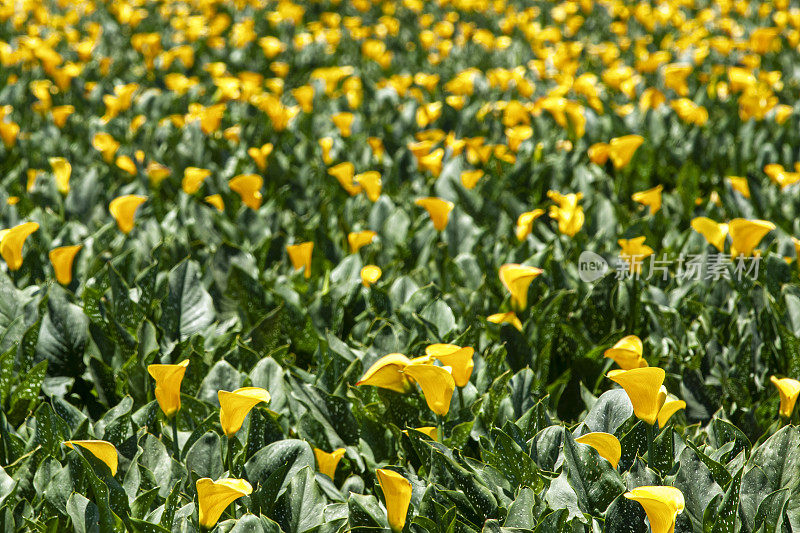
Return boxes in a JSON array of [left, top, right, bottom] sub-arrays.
[[457, 387, 465, 412], [171, 414, 180, 459], [645, 422, 656, 468]]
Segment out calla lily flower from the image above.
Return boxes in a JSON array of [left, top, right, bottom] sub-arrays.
[[332, 112, 354, 137], [314, 448, 345, 479], [404, 363, 455, 415], [727, 176, 750, 198], [355, 171, 382, 202], [505, 125, 533, 152], [691, 217, 729, 252], [329, 162, 361, 196], [182, 167, 211, 194], [319, 137, 334, 164], [607, 367, 667, 425], [729, 218, 775, 257], [92, 133, 120, 163], [286, 241, 313, 278], [405, 427, 438, 440], [632, 185, 663, 215], [348, 230, 376, 253], [604, 335, 647, 370], [196, 478, 253, 529], [218, 387, 271, 438], [575, 432, 621, 468], [49, 245, 82, 285], [49, 157, 71, 195], [624, 486, 684, 533], [608, 135, 644, 169], [588, 142, 609, 165], [515, 209, 544, 241], [618, 237, 654, 274], [376, 469, 412, 533], [0, 222, 39, 271], [487, 311, 523, 331], [657, 399, 686, 426], [63, 440, 118, 475], [770, 376, 800, 418], [356, 353, 413, 393], [499, 263, 543, 310], [547, 190, 584, 237], [415, 197, 454, 231], [425, 344, 474, 387], [147, 359, 189, 418], [361, 265, 382, 287], [205, 194, 225, 212], [109, 195, 146, 234], [248, 143, 273, 170], [460, 169, 484, 189], [229, 174, 263, 210]]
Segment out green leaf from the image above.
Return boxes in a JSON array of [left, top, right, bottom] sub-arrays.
[[562, 431, 625, 516], [159, 260, 215, 343]]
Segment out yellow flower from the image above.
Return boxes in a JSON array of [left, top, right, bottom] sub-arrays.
[[624, 486, 684, 533], [286, 242, 314, 278], [218, 387, 271, 438], [51, 105, 74, 128], [727, 176, 751, 198], [348, 230, 376, 254], [729, 218, 775, 257], [670, 99, 708, 126], [415, 197, 454, 231], [608, 135, 644, 169], [63, 440, 118, 475], [631, 185, 663, 215], [356, 353, 413, 393], [770, 376, 800, 418], [418, 148, 445, 177], [292, 86, 315, 113], [92, 133, 120, 163], [607, 367, 667, 425], [425, 344, 474, 388], [416, 102, 442, 128], [587, 142, 610, 165], [604, 335, 647, 370], [147, 360, 189, 418], [146, 162, 171, 186], [319, 137, 334, 164], [182, 167, 211, 195], [329, 162, 362, 196], [368, 137, 385, 161], [547, 190, 584, 237], [196, 478, 253, 529], [116, 156, 137, 176], [663, 63, 692, 95], [248, 143, 273, 170], [332, 112, 354, 137], [49, 157, 71, 195], [460, 169, 484, 189], [575, 432, 621, 468], [376, 469, 412, 533], [505, 125, 532, 152], [49, 245, 82, 285], [618, 236, 654, 274], [405, 427, 438, 440], [205, 194, 225, 212], [109, 195, 146, 234], [361, 265, 382, 287], [657, 399, 686, 426], [515, 209, 544, 241], [355, 171, 382, 202], [0, 221, 39, 271], [499, 264, 543, 310], [487, 311, 523, 331], [229, 174, 263, 210], [690, 217, 728, 252], [314, 448, 346, 480]]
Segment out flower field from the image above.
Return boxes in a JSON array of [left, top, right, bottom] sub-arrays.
[[3, 0, 800, 531]]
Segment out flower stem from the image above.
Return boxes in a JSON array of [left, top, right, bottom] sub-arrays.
[[171, 414, 180, 459], [457, 386, 465, 411]]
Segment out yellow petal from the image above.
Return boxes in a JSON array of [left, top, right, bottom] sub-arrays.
[[286, 241, 314, 278], [205, 194, 225, 212], [498, 263, 543, 310], [196, 477, 253, 529], [314, 448, 346, 479], [608, 134, 644, 169], [355, 171, 382, 202], [182, 167, 211, 194], [229, 174, 263, 210], [515, 209, 544, 241], [404, 363, 455, 416], [405, 426, 438, 440], [727, 176, 750, 198], [109, 195, 147, 234], [607, 367, 667, 425], [147, 360, 189, 418], [218, 387, 271, 438], [604, 335, 647, 370], [657, 399, 686, 427], [376, 469, 412, 533], [356, 353, 412, 393], [575, 432, 622, 469], [415, 197, 454, 231], [63, 440, 118, 475], [348, 230, 377, 254], [49, 244, 82, 285], [361, 265, 382, 287], [425, 344, 474, 388], [770, 376, 800, 418], [49, 157, 71, 195], [631, 185, 663, 214], [690, 217, 728, 252], [624, 486, 685, 533], [460, 169, 484, 189], [729, 218, 775, 257], [0, 221, 39, 271]]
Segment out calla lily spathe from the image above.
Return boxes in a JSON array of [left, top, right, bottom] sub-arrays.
[[624, 486, 685, 533], [329, 162, 361, 196], [425, 344, 474, 387], [205, 194, 225, 212], [608, 134, 644, 169], [729, 218, 775, 257], [348, 230, 376, 253], [691, 217, 729, 252], [604, 335, 647, 370], [499, 263, 543, 310], [0, 222, 39, 271], [147, 359, 189, 418], [618, 237, 654, 273], [314, 448, 345, 479], [404, 363, 455, 416], [657, 399, 686, 427], [727, 176, 751, 198], [63, 440, 118, 475], [547, 190, 584, 237], [229, 174, 263, 210], [286, 241, 314, 278], [575, 432, 621, 468], [182, 167, 211, 194], [415, 197, 454, 231], [460, 169, 484, 189], [49, 157, 71, 195], [607, 367, 667, 425], [196, 477, 253, 529], [361, 265, 382, 287], [109, 195, 146, 234], [218, 387, 271, 437], [356, 353, 413, 393], [487, 311, 523, 331], [376, 469, 412, 532], [49, 245, 82, 285], [355, 171, 382, 202], [770, 376, 800, 418], [515, 209, 544, 241], [631, 185, 663, 214]]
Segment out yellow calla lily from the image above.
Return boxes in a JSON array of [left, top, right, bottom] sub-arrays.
[[147, 359, 190, 418], [328, 162, 361, 196], [657, 399, 686, 427], [49, 245, 82, 285], [286, 241, 313, 278], [332, 112, 354, 137], [405, 427, 438, 440], [505, 125, 533, 152], [314, 448, 346, 480], [361, 265, 382, 287], [229, 174, 263, 210], [618, 237, 654, 273], [109, 195, 146, 234], [604, 335, 647, 370], [690, 217, 729, 252], [376, 469, 412, 533], [588, 142, 609, 165], [404, 363, 455, 416], [608, 135, 644, 169], [0, 222, 39, 271], [63, 440, 118, 475], [348, 230, 376, 253], [319, 137, 334, 164], [182, 167, 211, 195], [624, 486, 685, 533], [205, 194, 225, 212], [727, 176, 750, 198], [575, 432, 622, 468], [547, 190, 584, 237], [770, 376, 800, 418], [247, 143, 273, 170], [728, 218, 776, 257], [425, 344, 474, 388], [196, 478, 253, 529], [49, 157, 71, 195], [218, 387, 271, 438], [92, 133, 120, 163], [415, 197, 454, 231], [460, 169, 484, 189], [607, 367, 667, 425], [356, 353, 413, 393], [355, 171, 382, 202], [499, 263, 543, 310], [515, 209, 544, 241], [631, 185, 663, 215], [487, 311, 523, 331]]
